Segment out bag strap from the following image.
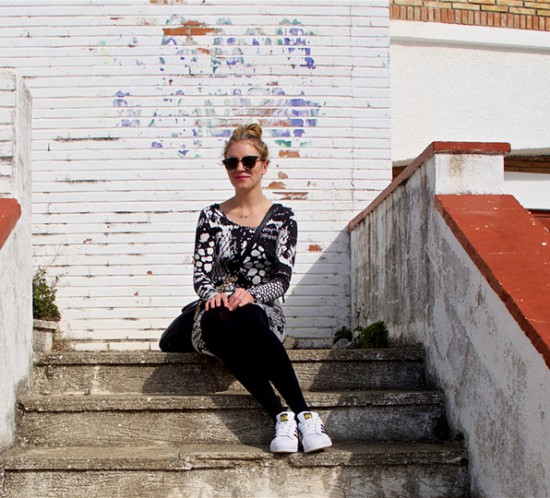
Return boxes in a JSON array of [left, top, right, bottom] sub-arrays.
[[216, 203, 279, 295], [240, 203, 279, 263]]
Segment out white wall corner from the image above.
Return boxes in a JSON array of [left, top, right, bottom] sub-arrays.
[[434, 153, 504, 195]]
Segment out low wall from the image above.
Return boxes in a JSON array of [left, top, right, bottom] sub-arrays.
[[349, 142, 549, 497], [0, 70, 32, 451]]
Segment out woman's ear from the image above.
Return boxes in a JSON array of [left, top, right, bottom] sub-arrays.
[[262, 160, 269, 175]]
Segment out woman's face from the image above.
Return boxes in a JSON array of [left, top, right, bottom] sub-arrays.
[[224, 140, 268, 192]]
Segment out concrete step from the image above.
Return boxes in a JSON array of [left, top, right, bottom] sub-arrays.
[[17, 390, 447, 447], [32, 347, 427, 395], [0, 442, 468, 497]]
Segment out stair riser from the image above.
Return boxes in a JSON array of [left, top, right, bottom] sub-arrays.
[[18, 405, 444, 447], [1, 464, 468, 498], [32, 361, 425, 395]]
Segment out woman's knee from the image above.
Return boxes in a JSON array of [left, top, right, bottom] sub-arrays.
[[200, 307, 233, 346], [234, 304, 269, 329]]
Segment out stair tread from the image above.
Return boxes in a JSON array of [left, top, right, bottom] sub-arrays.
[[1, 441, 466, 470], [20, 389, 443, 411], [35, 347, 424, 366]]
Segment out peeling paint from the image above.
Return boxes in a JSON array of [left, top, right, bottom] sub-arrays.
[[163, 20, 216, 38], [278, 172, 289, 179], [274, 192, 308, 200], [267, 181, 286, 190], [54, 137, 119, 142], [112, 17, 322, 156], [308, 244, 322, 252], [279, 150, 300, 158]]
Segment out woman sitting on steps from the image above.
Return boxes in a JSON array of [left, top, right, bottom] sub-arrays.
[[191, 123, 332, 454]]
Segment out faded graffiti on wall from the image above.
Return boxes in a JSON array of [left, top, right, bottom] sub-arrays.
[[114, 17, 321, 159]]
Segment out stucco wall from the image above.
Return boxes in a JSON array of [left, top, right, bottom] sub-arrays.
[[0, 71, 33, 451], [504, 171, 550, 210], [391, 22, 550, 164], [0, 0, 391, 349], [350, 149, 550, 497]]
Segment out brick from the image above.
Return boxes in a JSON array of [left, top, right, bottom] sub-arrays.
[[519, 14, 527, 26], [470, 0, 497, 5], [481, 5, 510, 11], [393, 0, 423, 6], [537, 8, 550, 14], [495, 0, 524, 7], [510, 7, 537, 13], [425, 1, 450, 8], [524, 1, 550, 8], [453, 3, 480, 9]]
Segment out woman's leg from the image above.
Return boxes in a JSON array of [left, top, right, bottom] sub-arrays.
[[201, 306, 285, 420], [230, 305, 309, 415]]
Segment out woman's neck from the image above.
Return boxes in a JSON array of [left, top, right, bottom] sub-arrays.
[[221, 191, 273, 225]]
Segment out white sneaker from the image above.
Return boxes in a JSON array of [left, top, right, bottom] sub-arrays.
[[270, 411, 299, 454], [297, 411, 332, 453]]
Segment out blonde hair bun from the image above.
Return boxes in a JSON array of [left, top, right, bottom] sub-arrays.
[[232, 124, 263, 140], [224, 123, 269, 160]]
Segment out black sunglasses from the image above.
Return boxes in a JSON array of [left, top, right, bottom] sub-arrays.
[[222, 156, 261, 171]]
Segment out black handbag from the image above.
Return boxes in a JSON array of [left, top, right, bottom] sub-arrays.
[[159, 204, 279, 353]]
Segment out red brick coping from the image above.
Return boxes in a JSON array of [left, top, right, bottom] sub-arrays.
[[0, 198, 21, 250], [348, 141, 511, 232], [436, 195, 550, 369]]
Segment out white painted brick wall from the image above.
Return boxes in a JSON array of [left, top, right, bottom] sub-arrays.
[[0, 0, 391, 349]]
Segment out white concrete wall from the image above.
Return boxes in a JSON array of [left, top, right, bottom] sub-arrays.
[[350, 151, 550, 497], [390, 21, 550, 164], [0, 71, 33, 451], [0, 0, 391, 349], [504, 171, 550, 210]]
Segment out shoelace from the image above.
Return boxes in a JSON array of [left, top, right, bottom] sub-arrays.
[[299, 416, 324, 437], [275, 419, 297, 438]]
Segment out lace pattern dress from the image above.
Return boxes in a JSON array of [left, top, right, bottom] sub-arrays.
[[191, 203, 297, 355]]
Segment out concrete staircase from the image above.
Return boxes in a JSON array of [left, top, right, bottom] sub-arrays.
[[0, 347, 469, 497]]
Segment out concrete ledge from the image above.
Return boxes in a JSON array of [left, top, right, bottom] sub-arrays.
[[0, 442, 468, 497], [1, 442, 466, 470], [348, 141, 511, 231], [35, 347, 425, 365], [19, 390, 444, 412], [0, 198, 20, 250], [436, 194, 550, 368]]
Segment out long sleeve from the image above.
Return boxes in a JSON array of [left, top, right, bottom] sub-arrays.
[[193, 209, 220, 301], [247, 211, 297, 304]]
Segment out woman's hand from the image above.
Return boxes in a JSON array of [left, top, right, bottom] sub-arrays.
[[204, 293, 230, 311], [227, 287, 254, 311]]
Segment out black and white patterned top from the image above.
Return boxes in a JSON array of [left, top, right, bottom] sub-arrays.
[[191, 203, 297, 355]]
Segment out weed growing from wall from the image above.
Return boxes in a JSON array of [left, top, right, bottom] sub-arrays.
[[32, 268, 61, 322]]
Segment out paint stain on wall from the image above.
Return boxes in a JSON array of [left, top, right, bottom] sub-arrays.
[[278, 172, 289, 179], [163, 21, 216, 38], [267, 181, 286, 190], [114, 17, 322, 158], [279, 150, 300, 158], [308, 244, 322, 252], [275, 192, 309, 200]]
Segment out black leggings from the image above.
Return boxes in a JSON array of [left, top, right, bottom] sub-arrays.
[[201, 304, 309, 420]]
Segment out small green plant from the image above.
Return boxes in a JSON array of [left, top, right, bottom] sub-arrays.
[[333, 326, 353, 345], [333, 321, 390, 348], [353, 320, 389, 348], [33, 268, 61, 321]]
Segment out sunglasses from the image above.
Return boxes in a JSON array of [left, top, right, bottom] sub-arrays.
[[222, 156, 261, 171]]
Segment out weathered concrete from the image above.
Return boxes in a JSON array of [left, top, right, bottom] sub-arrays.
[[0, 442, 467, 498], [32, 348, 426, 395], [0, 347, 469, 496], [0, 70, 32, 452], [17, 390, 445, 447], [350, 143, 550, 497]]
